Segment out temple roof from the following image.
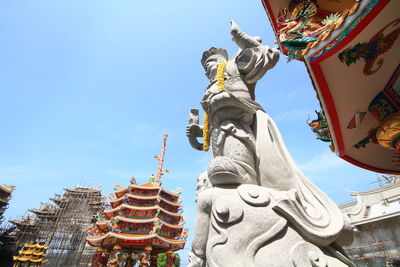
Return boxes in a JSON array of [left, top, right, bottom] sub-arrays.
[[159, 197, 181, 207], [64, 186, 101, 193], [348, 180, 400, 196], [131, 182, 160, 189], [49, 197, 65, 206], [104, 204, 159, 214], [115, 216, 156, 224], [261, 0, 400, 174], [0, 197, 9, 204], [9, 217, 38, 229], [160, 187, 180, 198], [110, 194, 159, 204], [0, 185, 14, 195], [159, 207, 181, 217], [339, 180, 400, 224]]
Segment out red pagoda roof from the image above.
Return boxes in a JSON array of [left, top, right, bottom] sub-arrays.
[[159, 207, 181, 217], [131, 182, 160, 189], [115, 216, 156, 224], [159, 198, 181, 207], [104, 204, 159, 217], [160, 188, 180, 197]]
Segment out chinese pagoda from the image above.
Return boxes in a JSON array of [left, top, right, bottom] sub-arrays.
[[85, 134, 188, 266], [0, 184, 16, 248], [261, 0, 400, 174], [0, 185, 15, 223]]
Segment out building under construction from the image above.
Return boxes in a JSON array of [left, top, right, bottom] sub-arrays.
[[339, 175, 400, 267], [6, 186, 103, 266]]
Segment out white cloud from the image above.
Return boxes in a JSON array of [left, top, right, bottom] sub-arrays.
[[298, 150, 345, 172]]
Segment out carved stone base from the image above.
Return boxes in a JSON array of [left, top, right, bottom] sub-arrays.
[[189, 184, 353, 267]]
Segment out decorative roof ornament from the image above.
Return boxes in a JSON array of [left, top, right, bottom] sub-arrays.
[[151, 133, 169, 186], [130, 177, 138, 185], [307, 110, 332, 143]]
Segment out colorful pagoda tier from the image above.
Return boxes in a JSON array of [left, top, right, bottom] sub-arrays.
[[13, 242, 48, 267], [261, 0, 400, 174], [0, 185, 15, 221], [85, 134, 188, 266]]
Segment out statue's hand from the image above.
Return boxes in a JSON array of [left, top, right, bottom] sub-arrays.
[[230, 20, 241, 37], [230, 20, 262, 50], [186, 124, 204, 151], [186, 124, 202, 138]]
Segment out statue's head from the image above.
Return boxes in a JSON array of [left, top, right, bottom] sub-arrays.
[[195, 171, 211, 202], [201, 47, 228, 80]]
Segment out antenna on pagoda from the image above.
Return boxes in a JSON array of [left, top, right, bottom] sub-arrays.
[[152, 133, 168, 186]]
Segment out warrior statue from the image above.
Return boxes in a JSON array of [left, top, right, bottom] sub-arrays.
[[186, 21, 354, 267]]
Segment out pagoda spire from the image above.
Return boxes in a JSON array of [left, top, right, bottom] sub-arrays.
[[152, 133, 168, 186]]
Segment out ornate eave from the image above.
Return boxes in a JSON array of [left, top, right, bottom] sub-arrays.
[[86, 232, 186, 249], [347, 180, 400, 196], [159, 207, 182, 217], [159, 198, 181, 208], [28, 208, 57, 215], [160, 188, 180, 198], [49, 197, 65, 206], [262, 0, 400, 174], [104, 204, 159, 216], [339, 180, 400, 224]]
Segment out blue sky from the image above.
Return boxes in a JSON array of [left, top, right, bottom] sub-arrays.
[[0, 0, 378, 263]]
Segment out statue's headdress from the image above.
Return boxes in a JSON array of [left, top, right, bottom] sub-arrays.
[[201, 47, 228, 68]]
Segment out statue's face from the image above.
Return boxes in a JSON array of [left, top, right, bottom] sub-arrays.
[[204, 55, 226, 81], [195, 172, 209, 202]]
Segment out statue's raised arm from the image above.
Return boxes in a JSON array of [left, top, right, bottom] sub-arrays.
[[230, 20, 280, 84], [230, 20, 262, 49]]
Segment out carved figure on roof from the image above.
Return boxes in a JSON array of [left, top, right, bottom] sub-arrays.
[[308, 110, 332, 142], [277, 0, 358, 61], [186, 21, 354, 266]]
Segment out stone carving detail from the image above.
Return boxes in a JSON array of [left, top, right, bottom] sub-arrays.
[[186, 21, 354, 267]]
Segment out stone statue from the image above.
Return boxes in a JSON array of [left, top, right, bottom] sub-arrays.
[[186, 21, 354, 267]]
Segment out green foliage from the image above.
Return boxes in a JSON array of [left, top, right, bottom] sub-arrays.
[[157, 252, 181, 267]]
